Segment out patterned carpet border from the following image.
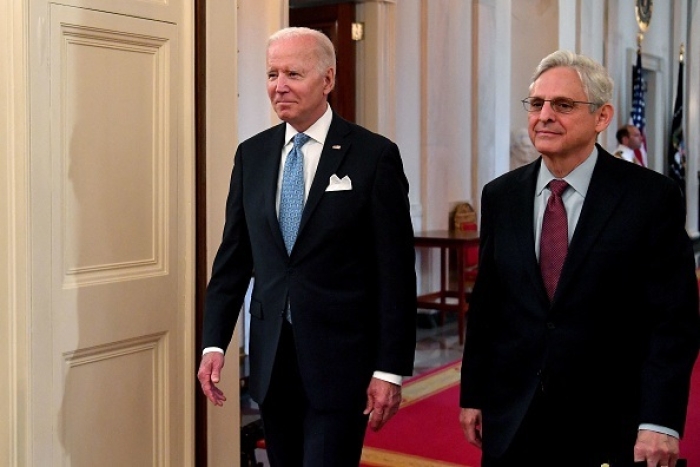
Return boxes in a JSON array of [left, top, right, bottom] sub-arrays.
[[400, 361, 461, 408], [361, 447, 468, 467]]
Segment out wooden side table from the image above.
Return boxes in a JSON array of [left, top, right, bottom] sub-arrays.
[[414, 230, 480, 344]]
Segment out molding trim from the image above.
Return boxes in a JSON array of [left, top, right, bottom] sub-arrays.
[[1, 0, 30, 465]]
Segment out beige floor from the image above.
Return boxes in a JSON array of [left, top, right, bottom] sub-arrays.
[[413, 310, 463, 376]]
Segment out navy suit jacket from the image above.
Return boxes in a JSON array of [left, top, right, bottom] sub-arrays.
[[460, 144, 700, 457], [203, 112, 417, 410]]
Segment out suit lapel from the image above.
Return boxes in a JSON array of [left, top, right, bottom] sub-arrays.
[[296, 115, 351, 241], [263, 125, 289, 254], [508, 161, 548, 298], [554, 146, 626, 303]]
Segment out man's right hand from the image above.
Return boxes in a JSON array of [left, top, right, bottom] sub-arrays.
[[197, 352, 227, 406], [460, 407, 483, 449]]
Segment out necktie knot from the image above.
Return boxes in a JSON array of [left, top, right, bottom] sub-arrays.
[[548, 179, 568, 197], [293, 132, 311, 150]]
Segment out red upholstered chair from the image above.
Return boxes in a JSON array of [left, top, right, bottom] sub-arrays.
[[435, 202, 479, 343], [451, 202, 479, 293]]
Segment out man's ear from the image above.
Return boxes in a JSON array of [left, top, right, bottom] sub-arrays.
[[595, 103, 614, 133], [324, 68, 336, 96]]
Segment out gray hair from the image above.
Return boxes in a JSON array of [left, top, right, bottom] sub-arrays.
[[529, 50, 613, 111], [268, 27, 336, 78]]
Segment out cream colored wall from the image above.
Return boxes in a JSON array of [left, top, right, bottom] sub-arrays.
[[0, 1, 30, 464], [474, 0, 512, 215], [424, 1, 478, 229], [511, 0, 558, 132], [394, 0, 422, 227], [205, 2, 239, 465], [237, 1, 288, 141], [205, 1, 288, 465]]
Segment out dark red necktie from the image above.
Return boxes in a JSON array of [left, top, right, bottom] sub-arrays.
[[540, 180, 569, 301]]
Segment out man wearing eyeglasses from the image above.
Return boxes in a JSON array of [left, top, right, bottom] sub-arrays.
[[459, 50, 700, 467]]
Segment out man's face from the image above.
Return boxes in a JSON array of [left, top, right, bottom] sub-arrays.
[[527, 67, 611, 159], [266, 35, 334, 132], [625, 126, 643, 149]]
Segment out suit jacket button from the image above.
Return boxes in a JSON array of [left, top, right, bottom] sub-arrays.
[[546, 322, 555, 330]]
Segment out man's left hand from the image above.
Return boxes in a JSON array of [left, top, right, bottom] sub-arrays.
[[364, 377, 402, 432], [633, 429, 680, 467]]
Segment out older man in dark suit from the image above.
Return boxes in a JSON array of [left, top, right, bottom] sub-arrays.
[[197, 27, 417, 467], [459, 50, 700, 467]]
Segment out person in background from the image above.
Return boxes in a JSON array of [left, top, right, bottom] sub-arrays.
[[510, 127, 540, 170], [614, 123, 644, 165], [459, 50, 700, 467], [197, 27, 417, 467]]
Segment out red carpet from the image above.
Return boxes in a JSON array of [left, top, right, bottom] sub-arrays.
[[361, 361, 481, 467], [681, 271, 700, 461], [680, 356, 700, 463], [361, 358, 700, 466]]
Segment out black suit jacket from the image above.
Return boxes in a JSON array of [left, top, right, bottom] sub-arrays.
[[203, 113, 417, 410], [460, 145, 700, 457]]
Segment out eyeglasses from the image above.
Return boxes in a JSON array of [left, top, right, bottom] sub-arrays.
[[521, 97, 598, 114]]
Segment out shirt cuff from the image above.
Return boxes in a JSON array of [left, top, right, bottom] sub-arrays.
[[373, 371, 403, 386], [202, 347, 224, 355], [638, 423, 679, 439]]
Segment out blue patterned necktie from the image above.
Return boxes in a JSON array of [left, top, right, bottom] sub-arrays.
[[279, 132, 311, 254]]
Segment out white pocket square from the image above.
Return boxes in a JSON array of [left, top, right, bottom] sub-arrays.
[[325, 174, 352, 192]]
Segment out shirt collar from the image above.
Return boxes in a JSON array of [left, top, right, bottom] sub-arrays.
[[284, 104, 332, 146], [536, 147, 598, 198]]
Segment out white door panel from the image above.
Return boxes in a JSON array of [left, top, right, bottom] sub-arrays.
[[30, 3, 192, 465], [42, 0, 180, 23]]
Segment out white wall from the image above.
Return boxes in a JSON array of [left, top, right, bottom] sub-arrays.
[[394, 0, 423, 226], [511, 0, 558, 134]]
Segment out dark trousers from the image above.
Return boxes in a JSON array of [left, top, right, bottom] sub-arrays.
[[481, 389, 638, 467], [259, 321, 369, 467]]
